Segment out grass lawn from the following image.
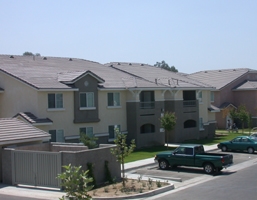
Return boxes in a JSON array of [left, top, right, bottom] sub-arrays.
[[124, 129, 252, 163]]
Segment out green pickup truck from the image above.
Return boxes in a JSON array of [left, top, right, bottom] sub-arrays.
[[154, 144, 233, 174]]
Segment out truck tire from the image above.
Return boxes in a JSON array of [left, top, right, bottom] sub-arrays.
[[221, 145, 227, 152], [203, 163, 214, 174], [159, 159, 169, 170], [247, 147, 254, 154]]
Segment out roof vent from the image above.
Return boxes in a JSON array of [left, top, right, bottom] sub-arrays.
[[110, 64, 113, 67], [204, 71, 207, 73], [141, 64, 144, 66], [233, 69, 236, 71], [129, 63, 132, 65], [10, 55, 14, 58], [155, 78, 157, 84], [69, 58, 72, 61], [219, 70, 221, 72], [117, 63, 120, 65], [43, 57, 47, 60]]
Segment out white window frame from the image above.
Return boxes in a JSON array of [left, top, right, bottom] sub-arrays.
[[80, 127, 94, 137], [108, 125, 121, 141], [80, 92, 95, 110], [210, 91, 214, 102], [49, 129, 65, 142], [107, 92, 121, 107], [198, 91, 202, 103], [48, 93, 64, 110], [199, 118, 204, 130]]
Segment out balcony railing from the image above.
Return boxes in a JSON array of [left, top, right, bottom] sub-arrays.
[[183, 100, 196, 107], [140, 102, 155, 109]]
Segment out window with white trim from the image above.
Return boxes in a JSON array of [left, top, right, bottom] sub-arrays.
[[210, 91, 214, 102], [108, 92, 120, 106], [48, 93, 63, 109], [80, 127, 93, 137], [108, 125, 120, 139], [80, 92, 94, 108], [199, 118, 204, 130], [198, 91, 202, 102], [49, 129, 65, 142]]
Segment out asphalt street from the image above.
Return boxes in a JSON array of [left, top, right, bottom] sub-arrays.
[[146, 161, 257, 200]]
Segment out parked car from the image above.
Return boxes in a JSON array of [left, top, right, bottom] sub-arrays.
[[217, 136, 257, 154], [250, 132, 257, 139], [154, 144, 233, 174]]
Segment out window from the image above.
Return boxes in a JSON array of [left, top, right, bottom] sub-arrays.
[[49, 129, 64, 142], [80, 92, 94, 108], [199, 118, 204, 130], [108, 92, 120, 106], [48, 93, 63, 109], [140, 91, 155, 109], [140, 124, 155, 134], [198, 91, 202, 102], [210, 91, 214, 102], [184, 120, 197, 128], [185, 148, 194, 155], [80, 127, 93, 137], [108, 125, 120, 139]]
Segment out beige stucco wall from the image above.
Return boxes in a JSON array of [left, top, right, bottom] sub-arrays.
[[0, 72, 39, 118], [199, 90, 216, 124], [97, 90, 128, 133]]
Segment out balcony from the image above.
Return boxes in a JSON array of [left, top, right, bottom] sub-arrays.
[[140, 101, 155, 109], [183, 100, 196, 107]]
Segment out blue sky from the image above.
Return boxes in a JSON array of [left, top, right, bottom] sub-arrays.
[[1, 0, 256, 73]]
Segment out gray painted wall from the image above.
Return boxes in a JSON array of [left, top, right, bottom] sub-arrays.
[[2, 143, 121, 186], [73, 75, 100, 123]]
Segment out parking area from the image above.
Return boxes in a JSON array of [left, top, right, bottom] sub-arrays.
[[131, 150, 257, 182]]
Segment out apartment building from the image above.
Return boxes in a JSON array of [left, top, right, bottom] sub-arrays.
[[0, 55, 216, 148], [188, 68, 257, 129]]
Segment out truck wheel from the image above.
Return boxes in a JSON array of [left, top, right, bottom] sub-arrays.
[[203, 163, 214, 174], [159, 159, 169, 170], [221, 145, 227, 152], [247, 147, 254, 154]]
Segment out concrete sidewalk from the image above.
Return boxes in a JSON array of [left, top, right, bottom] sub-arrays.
[[0, 143, 219, 200]]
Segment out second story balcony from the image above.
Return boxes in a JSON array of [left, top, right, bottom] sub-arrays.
[[140, 101, 155, 109], [183, 100, 197, 107]]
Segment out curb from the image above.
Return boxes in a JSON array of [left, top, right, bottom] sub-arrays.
[[92, 183, 174, 200]]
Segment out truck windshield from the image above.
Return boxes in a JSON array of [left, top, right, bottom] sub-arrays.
[[194, 146, 204, 154]]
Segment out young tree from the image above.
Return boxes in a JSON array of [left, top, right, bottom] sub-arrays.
[[110, 129, 136, 187], [160, 111, 177, 149], [57, 164, 93, 200], [237, 105, 249, 133], [80, 133, 98, 149]]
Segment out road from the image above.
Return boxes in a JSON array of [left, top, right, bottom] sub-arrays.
[[146, 161, 257, 200], [128, 150, 257, 200], [133, 150, 257, 183], [0, 194, 46, 200]]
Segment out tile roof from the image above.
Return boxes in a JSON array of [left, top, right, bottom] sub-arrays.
[[219, 102, 237, 109], [0, 118, 51, 145], [107, 62, 213, 89], [234, 81, 257, 90], [208, 104, 220, 112], [0, 55, 142, 90], [14, 112, 53, 125], [187, 68, 252, 90], [0, 55, 214, 90]]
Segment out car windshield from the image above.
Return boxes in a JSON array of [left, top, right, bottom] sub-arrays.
[[250, 136, 257, 141]]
